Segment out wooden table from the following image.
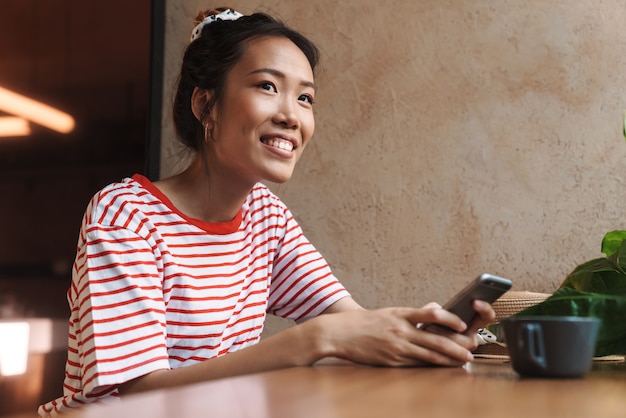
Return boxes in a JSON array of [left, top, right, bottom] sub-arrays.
[[67, 358, 626, 418]]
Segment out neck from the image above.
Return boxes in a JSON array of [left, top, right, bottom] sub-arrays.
[[156, 157, 254, 223]]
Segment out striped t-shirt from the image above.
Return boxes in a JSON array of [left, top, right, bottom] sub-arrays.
[[39, 174, 349, 417]]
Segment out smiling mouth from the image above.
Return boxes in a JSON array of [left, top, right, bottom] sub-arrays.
[[261, 137, 295, 152]]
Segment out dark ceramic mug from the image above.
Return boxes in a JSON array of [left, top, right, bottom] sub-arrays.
[[501, 316, 601, 378]]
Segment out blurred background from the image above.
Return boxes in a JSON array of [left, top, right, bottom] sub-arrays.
[[0, 1, 157, 415]]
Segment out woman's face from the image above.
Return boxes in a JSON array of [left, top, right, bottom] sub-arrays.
[[206, 36, 316, 185]]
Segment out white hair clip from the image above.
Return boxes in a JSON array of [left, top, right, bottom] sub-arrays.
[[190, 9, 244, 42]]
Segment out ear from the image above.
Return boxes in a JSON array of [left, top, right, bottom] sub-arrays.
[[191, 87, 213, 125]]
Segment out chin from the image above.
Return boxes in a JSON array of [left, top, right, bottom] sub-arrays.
[[263, 170, 295, 184], [265, 175, 292, 184]]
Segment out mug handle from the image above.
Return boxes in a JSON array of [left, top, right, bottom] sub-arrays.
[[520, 323, 547, 370]]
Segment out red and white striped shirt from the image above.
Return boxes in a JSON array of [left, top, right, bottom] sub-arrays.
[[39, 174, 349, 417]]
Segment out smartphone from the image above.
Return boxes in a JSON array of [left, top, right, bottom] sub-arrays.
[[421, 273, 512, 332]]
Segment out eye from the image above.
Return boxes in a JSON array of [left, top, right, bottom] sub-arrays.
[[259, 82, 276, 92], [299, 93, 314, 105]]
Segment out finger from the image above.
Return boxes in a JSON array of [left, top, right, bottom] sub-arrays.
[[374, 339, 468, 367], [421, 301, 442, 309], [442, 328, 482, 351], [408, 331, 474, 365], [467, 300, 496, 331], [421, 322, 480, 350], [404, 307, 467, 333], [472, 299, 495, 318]]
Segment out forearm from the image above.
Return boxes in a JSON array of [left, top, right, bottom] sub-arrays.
[[320, 296, 364, 313], [118, 315, 332, 395]]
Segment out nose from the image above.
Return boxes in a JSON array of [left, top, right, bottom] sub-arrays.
[[272, 97, 300, 129]]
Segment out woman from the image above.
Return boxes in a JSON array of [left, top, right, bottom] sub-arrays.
[[39, 7, 494, 417]]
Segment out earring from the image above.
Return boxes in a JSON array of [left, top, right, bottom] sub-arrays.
[[204, 123, 213, 143]]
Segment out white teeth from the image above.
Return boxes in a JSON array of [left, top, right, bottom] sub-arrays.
[[264, 138, 294, 151]]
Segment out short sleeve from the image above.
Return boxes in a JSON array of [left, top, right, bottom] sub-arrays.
[[71, 225, 170, 394], [266, 208, 350, 321]]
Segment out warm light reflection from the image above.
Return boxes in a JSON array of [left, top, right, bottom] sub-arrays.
[[29, 319, 65, 353], [0, 116, 31, 137], [0, 322, 30, 376], [0, 86, 75, 134]]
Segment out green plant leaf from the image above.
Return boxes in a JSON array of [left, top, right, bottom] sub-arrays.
[[559, 232, 626, 296], [513, 288, 626, 357], [559, 256, 626, 296], [601, 230, 626, 258]]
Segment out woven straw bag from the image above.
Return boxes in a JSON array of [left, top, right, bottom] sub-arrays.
[[474, 290, 551, 356]]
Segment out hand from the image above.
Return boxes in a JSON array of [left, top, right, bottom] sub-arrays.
[[316, 306, 476, 368], [423, 299, 497, 348]]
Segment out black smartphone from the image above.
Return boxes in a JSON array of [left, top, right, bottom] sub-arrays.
[[421, 273, 512, 332]]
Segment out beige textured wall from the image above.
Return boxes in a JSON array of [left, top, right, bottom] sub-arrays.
[[161, 1, 626, 332]]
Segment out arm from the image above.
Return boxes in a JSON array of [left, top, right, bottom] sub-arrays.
[[119, 298, 494, 395]]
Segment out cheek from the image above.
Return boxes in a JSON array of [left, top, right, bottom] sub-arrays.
[[301, 113, 315, 145]]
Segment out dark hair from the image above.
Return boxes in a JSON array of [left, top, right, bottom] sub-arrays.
[[173, 8, 320, 152]]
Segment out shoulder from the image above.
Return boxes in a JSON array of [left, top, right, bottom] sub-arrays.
[[246, 183, 289, 213], [242, 183, 298, 233], [83, 175, 158, 227]]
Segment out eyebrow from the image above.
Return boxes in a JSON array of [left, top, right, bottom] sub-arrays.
[[249, 68, 317, 90]]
